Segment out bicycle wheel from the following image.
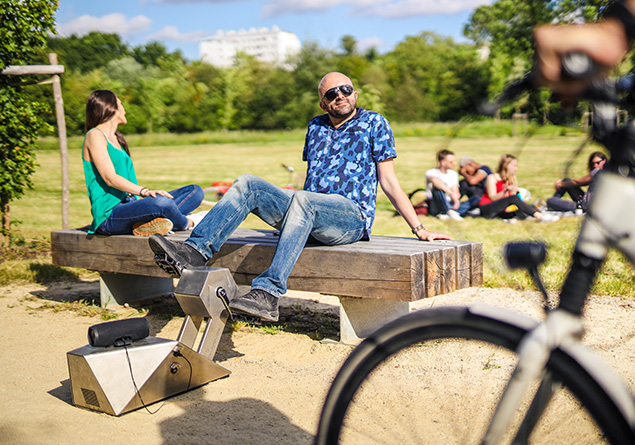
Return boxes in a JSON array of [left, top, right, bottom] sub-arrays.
[[315, 305, 635, 445]]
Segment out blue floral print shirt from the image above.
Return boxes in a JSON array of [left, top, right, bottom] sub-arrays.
[[302, 107, 397, 238]]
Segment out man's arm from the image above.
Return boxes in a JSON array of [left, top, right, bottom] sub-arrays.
[[378, 159, 452, 241], [428, 176, 461, 207], [462, 168, 488, 186]]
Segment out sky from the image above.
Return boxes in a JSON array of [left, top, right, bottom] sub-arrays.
[[54, 0, 493, 61]]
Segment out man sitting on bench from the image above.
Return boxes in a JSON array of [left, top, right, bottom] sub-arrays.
[[149, 72, 451, 322]]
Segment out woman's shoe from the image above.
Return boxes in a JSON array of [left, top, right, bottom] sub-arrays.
[[132, 218, 173, 237]]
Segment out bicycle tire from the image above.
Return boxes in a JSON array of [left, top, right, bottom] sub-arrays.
[[315, 305, 635, 445]]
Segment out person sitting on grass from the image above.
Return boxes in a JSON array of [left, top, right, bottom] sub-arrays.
[[478, 154, 557, 222], [82, 90, 203, 237], [425, 150, 480, 221], [458, 156, 492, 201], [148, 72, 451, 323], [547, 151, 607, 213]]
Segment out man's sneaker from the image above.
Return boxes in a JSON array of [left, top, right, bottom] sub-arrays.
[[148, 234, 207, 276], [447, 209, 463, 221], [437, 213, 450, 221], [187, 211, 208, 229], [229, 289, 279, 322], [132, 218, 173, 237]]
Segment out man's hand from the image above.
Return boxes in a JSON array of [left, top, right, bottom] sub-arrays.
[[533, 18, 629, 104], [450, 190, 461, 208], [416, 229, 453, 241]]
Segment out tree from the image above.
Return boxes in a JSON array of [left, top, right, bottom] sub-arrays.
[[0, 0, 57, 238], [47, 32, 131, 73], [382, 32, 488, 121]]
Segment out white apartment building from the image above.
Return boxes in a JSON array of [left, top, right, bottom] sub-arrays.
[[200, 26, 301, 68]]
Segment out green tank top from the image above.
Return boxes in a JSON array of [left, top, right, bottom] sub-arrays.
[[82, 129, 138, 234]]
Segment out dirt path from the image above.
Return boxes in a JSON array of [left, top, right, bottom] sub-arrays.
[[0, 280, 633, 444]]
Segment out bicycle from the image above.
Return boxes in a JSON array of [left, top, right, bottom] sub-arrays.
[[314, 56, 635, 444]]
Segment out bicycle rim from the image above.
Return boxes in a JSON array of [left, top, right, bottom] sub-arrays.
[[315, 305, 634, 445]]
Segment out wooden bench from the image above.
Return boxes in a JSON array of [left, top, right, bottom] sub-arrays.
[[51, 228, 482, 343]]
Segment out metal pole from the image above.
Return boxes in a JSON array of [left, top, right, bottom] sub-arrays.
[[48, 53, 69, 230]]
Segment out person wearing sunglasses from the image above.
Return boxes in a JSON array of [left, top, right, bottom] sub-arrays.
[[148, 71, 451, 323], [547, 151, 607, 213]]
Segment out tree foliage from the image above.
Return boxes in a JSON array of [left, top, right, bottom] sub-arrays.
[[0, 0, 57, 236], [35, 30, 490, 138], [464, 0, 610, 115]]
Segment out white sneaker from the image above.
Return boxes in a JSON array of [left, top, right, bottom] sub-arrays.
[[539, 212, 560, 223], [187, 211, 208, 229], [437, 214, 450, 221], [447, 209, 463, 221]]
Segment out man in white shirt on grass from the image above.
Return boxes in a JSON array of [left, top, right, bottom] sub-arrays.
[[426, 149, 478, 221]]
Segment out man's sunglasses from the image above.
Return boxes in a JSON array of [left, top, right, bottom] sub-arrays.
[[322, 84, 354, 102]]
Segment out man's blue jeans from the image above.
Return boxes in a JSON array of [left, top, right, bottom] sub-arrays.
[[185, 174, 367, 297], [430, 189, 480, 216], [97, 184, 203, 234]]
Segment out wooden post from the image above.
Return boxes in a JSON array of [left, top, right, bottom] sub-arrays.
[[48, 54, 70, 230], [1, 60, 67, 231]]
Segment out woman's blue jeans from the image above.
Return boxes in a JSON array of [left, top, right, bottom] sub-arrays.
[[97, 184, 203, 235], [185, 174, 367, 297]]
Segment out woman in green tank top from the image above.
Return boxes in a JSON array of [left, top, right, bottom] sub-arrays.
[[82, 90, 204, 236]]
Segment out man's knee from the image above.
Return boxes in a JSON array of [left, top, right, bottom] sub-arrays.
[[288, 190, 314, 214]]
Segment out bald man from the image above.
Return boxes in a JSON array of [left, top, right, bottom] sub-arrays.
[[149, 72, 450, 322]]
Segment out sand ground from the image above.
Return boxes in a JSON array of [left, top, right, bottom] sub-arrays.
[[0, 279, 633, 444]]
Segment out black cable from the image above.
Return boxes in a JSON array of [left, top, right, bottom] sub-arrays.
[[173, 348, 193, 392], [124, 345, 166, 415]]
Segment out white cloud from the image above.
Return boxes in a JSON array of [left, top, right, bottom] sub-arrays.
[[57, 13, 152, 37], [357, 36, 384, 52], [366, 0, 492, 18], [149, 26, 211, 42], [153, 0, 245, 3], [263, 0, 492, 18]]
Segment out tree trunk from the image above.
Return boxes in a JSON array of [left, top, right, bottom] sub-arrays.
[[1, 193, 10, 240]]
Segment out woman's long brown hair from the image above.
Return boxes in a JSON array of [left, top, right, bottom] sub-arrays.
[[497, 154, 517, 185], [85, 90, 130, 156]]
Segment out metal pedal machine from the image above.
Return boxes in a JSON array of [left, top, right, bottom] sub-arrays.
[[67, 267, 238, 416]]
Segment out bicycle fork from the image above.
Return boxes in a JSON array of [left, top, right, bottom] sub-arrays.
[[481, 309, 584, 445]]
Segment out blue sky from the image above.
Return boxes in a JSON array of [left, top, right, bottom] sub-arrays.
[[55, 0, 493, 61]]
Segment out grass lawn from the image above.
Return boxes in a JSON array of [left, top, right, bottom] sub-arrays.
[[4, 122, 633, 297]]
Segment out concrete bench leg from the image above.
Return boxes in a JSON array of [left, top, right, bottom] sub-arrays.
[[99, 272, 175, 308], [339, 297, 410, 344]]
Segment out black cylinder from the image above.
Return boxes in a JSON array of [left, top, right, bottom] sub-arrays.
[[88, 318, 150, 347]]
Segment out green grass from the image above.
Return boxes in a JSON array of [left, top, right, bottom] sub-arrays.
[[5, 122, 633, 298]]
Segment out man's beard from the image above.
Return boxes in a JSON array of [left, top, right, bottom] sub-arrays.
[[328, 107, 355, 119], [327, 100, 356, 119]]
